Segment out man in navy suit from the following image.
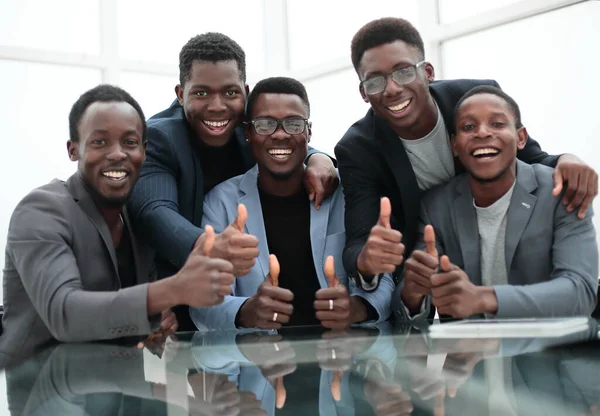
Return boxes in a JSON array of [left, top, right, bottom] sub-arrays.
[[128, 33, 339, 330], [334, 17, 598, 291]]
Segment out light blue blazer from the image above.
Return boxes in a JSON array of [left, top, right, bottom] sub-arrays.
[[190, 165, 393, 330]]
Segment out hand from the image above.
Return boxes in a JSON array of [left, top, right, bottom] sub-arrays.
[[357, 197, 405, 277], [401, 225, 439, 312], [199, 204, 260, 276], [553, 154, 598, 219], [430, 256, 497, 318], [363, 361, 413, 416], [175, 225, 236, 307], [137, 309, 178, 350], [314, 256, 367, 329], [303, 153, 339, 210], [238, 254, 294, 329]]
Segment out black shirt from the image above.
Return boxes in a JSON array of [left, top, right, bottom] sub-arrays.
[[196, 136, 247, 194], [259, 187, 321, 327], [116, 221, 136, 289]]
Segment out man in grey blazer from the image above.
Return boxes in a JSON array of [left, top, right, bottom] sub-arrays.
[[394, 86, 598, 320], [191, 77, 394, 330], [0, 85, 236, 360]]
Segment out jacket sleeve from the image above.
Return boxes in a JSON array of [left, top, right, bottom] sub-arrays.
[[128, 125, 202, 269], [7, 191, 158, 343], [348, 273, 394, 323]]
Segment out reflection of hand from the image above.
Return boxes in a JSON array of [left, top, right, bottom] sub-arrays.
[[316, 329, 372, 372], [364, 378, 413, 416], [137, 309, 178, 350], [238, 255, 294, 329], [236, 333, 297, 382]]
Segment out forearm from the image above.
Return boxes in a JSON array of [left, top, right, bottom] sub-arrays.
[[476, 286, 499, 315], [305, 147, 336, 167], [147, 276, 181, 316]]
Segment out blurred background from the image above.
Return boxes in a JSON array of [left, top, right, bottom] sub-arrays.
[[0, 0, 599, 301]]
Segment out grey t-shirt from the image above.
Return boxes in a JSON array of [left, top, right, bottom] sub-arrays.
[[399, 105, 455, 191], [474, 182, 516, 288]]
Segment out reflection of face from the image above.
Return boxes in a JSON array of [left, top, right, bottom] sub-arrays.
[[452, 93, 527, 184], [358, 40, 435, 138], [176, 60, 247, 147], [67, 102, 145, 208], [245, 93, 310, 181]]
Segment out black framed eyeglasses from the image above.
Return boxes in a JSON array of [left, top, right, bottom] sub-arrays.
[[360, 61, 426, 95], [248, 117, 310, 135]]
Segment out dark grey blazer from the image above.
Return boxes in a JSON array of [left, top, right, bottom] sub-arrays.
[[0, 173, 159, 359], [393, 161, 598, 319]]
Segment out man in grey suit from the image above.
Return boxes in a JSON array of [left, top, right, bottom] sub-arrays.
[[191, 77, 393, 330], [394, 85, 598, 320], [0, 85, 236, 359]]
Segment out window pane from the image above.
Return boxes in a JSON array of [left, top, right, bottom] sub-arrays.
[[0, 60, 102, 300], [438, 0, 523, 24], [0, 0, 100, 54], [117, 0, 265, 76], [119, 72, 179, 120], [304, 69, 368, 156], [286, 0, 419, 72]]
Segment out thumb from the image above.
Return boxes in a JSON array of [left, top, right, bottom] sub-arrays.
[[266, 254, 280, 287], [552, 167, 564, 196], [201, 225, 215, 256], [424, 225, 438, 257], [275, 377, 286, 409], [377, 197, 392, 228], [439, 255, 453, 272], [324, 256, 340, 288], [232, 203, 248, 232], [331, 370, 343, 401]]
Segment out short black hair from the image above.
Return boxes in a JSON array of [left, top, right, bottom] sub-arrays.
[[179, 32, 246, 86], [68, 84, 147, 143], [351, 17, 425, 74], [455, 85, 523, 130], [245, 77, 310, 121]]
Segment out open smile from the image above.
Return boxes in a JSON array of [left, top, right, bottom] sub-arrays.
[[471, 147, 500, 160], [386, 98, 411, 114], [268, 148, 293, 160]]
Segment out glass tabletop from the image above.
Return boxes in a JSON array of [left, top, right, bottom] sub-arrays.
[[2, 319, 599, 416]]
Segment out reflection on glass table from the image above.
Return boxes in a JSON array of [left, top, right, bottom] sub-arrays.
[[2, 319, 599, 415]]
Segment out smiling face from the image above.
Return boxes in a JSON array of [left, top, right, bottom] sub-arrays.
[[245, 93, 310, 183], [453, 93, 528, 184], [358, 40, 437, 139], [67, 101, 145, 208], [176, 60, 248, 147]]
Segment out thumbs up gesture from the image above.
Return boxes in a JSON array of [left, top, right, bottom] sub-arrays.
[[237, 254, 294, 329], [401, 225, 440, 312], [357, 197, 405, 277], [175, 225, 236, 307], [314, 256, 369, 329], [198, 204, 260, 277]]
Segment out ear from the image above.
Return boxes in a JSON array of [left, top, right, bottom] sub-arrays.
[[142, 140, 148, 161], [450, 134, 459, 157], [175, 85, 184, 106], [359, 84, 369, 103], [423, 62, 436, 83], [516, 126, 528, 150], [307, 122, 312, 144], [67, 140, 79, 161], [244, 84, 250, 96]]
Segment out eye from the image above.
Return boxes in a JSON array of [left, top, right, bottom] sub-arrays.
[[91, 139, 105, 146], [124, 138, 139, 146], [194, 91, 208, 97], [225, 90, 237, 97], [461, 124, 475, 132], [491, 121, 506, 128]]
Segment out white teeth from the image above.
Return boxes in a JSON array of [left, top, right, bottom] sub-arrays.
[[388, 99, 410, 112], [472, 148, 499, 156], [204, 120, 229, 127], [102, 171, 127, 179], [268, 149, 292, 155]]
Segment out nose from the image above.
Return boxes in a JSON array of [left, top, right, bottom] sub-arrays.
[[475, 123, 492, 138], [382, 75, 404, 97], [207, 95, 226, 112], [107, 143, 127, 161], [270, 124, 289, 140]]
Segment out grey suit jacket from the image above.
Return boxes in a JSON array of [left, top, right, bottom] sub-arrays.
[[190, 165, 394, 330], [0, 173, 159, 359], [393, 161, 598, 319]]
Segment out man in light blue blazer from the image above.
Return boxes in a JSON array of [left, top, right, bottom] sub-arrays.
[[394, 86, 598, 320], [191, 77, 393, 330]]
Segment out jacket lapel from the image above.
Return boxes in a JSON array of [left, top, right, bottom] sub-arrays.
[[66, 174, 119, 278], [453, 176, 482, 285], [504, 161, 537, 272], [309, 196, 331, 289], [238, 166, 269, 278]]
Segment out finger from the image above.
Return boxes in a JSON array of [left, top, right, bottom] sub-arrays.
[[552, 167, 564, 196], [567, 173, 588, 213], [266, 254, 280, 287], [331, 371, 343, 401], [201, 225, 215, 256], [409, 250, 439, 269], [439, 255, 453, 273], [324, 256, 340, 287], [377, 197, 392, 228], [424, 225, 438, 257], [232, 203, 248, 232], [315, 288, 349, 301], [433, 390, 445, 416], [564, 177, 580, 209], [275, 377, 286, 409]]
